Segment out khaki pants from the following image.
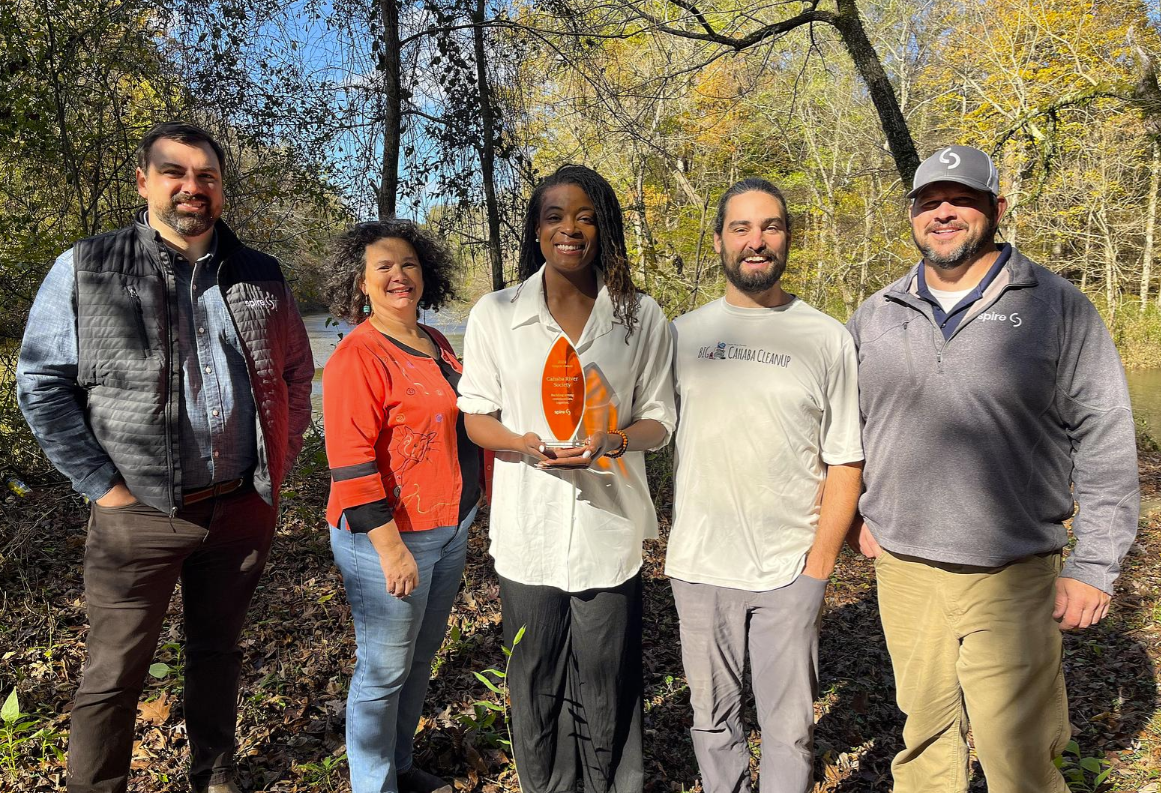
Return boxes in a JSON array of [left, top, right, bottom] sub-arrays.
[[875, 550, 1070, 793]]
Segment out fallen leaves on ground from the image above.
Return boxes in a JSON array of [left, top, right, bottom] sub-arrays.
[[138, 691, 172, 727], [1, 445, 1160, 791]]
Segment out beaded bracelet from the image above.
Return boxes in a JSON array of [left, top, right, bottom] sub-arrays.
[[607, 429, 630, 458]]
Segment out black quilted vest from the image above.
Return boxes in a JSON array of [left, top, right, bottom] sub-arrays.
[[74, 213, 299, 513]]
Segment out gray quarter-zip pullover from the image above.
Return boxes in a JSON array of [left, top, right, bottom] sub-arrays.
[[848, 247, 1139, 593]]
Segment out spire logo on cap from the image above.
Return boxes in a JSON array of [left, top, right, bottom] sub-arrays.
[[908, 145, 999, 199], [938, 148, 961, 169]]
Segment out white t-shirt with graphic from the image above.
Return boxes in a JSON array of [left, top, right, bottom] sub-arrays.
[[666, 296, 864, 591]]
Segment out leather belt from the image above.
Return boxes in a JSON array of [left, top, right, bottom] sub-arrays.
[[183, 478, 246, 506]]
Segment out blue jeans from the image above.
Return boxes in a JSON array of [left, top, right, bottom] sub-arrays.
[[330, 506, 476, 793]]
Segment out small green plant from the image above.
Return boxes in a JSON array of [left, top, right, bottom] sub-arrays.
[[432, 619, 475, 676], [148, 642, 185, 685], [1, 689, 65, 777], [662, 673, 689, 697], [457, 625, 524, 752], [458, 700, 506, 748], [646, 673, 689, 713], [296, 752, 347, 790], [1055, 740, 1112, 792]]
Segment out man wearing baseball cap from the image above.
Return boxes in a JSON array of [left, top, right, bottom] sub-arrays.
[[846, 145, 1139, 792]]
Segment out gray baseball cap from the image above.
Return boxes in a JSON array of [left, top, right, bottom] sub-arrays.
[[907, 145, 1000, 200]]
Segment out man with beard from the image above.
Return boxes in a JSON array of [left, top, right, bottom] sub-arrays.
[[846, 146, 1138, 792], [17, 122, 314, 793], [667, 179, 864, 792]]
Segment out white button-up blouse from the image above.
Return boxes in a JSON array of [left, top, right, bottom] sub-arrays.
[[457, 265, 677, 591]]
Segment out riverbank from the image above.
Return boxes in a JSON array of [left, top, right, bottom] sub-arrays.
[[1, 440, 1159, 792], [297, 307, 1161, 433]]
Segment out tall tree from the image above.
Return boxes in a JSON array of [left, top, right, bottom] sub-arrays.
[[471, 0, 507, 290], [378, 0, 404, 218], [545, 0, 921, 182]]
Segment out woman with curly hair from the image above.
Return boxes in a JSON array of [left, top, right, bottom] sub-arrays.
[[322, 219, 479, 793], [457, 165, 676, 792]]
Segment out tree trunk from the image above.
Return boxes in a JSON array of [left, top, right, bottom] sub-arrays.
[[631, 161, 657, 289], [829, 0, 920, 184], [1100, 206, 1117, 322], [858, 175, 875, 305], [471, 0, 505, 291], [1001, 147, 1022, 247], [631, 184, 645, 275], [1144, 138, 1160, 312], [1081, 208, 1093, 293], [378, 0, 402, 219]]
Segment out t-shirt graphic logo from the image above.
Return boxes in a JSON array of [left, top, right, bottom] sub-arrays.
[[714, 342, 726, 360]]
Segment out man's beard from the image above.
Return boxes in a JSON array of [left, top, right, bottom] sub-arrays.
[[155, 192, 216, 237], [722, 249, 787, 294], [916, 217, 997, 270]]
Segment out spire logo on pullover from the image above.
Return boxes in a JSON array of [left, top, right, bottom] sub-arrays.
[[977, 311, 1022, 328]]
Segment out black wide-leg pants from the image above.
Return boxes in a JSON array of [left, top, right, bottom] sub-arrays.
[[499, 573, 644, 793]]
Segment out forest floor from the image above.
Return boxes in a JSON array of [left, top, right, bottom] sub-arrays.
[[2, 431, 1161, 792]]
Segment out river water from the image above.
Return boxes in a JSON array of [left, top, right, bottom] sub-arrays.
[[307, 309, 1161, 509], [306, 307, 1161, 437], [1128, 369, 1161, 437]]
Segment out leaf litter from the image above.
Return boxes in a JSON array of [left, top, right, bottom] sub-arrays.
[[1, 442, 1160, 791]]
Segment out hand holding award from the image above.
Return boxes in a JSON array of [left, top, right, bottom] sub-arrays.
[[542, 335, 585, 448], [537, 335, 606, 468]]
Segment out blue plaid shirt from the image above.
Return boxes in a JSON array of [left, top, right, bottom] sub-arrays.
[[16, 229, 257, 499]]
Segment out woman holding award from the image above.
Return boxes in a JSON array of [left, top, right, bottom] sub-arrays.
[[322, 219, 480, 793], [457, 164, 676, 792]]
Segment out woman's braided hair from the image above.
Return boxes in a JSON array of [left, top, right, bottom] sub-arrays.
[[516, 164, 641, 341]]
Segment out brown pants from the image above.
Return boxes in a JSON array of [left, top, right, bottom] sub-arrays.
[[67, 489, 275, 793], [876, 550, 1071, 793]]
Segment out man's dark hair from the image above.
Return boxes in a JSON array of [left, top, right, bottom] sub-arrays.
[[326, 218, 459, 325], [713, 177, 793, 237], [136, 121, 226, 174], [517, 164, 641, 340]]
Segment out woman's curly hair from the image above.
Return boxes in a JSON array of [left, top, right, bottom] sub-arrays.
[[326, 219, 459, 325], [517, 164, 641, 341]]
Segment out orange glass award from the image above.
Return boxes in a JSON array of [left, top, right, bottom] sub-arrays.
[[541, 334, 585, 447]]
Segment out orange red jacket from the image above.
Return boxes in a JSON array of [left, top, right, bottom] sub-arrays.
[[323, 320, 464, 532]]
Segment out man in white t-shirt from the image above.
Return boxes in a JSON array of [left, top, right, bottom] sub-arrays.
[[667, 178, 864, 793]]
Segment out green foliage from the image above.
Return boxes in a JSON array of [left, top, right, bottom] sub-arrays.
[[0, 0, 183, 482], [0, 0, 350, 492], [457, 625, 524, 753], [1110, 303, 1161, 371], [0, 344, 47, 484], [280, 421, 330, 529], [294, 752, 347, 790], [1054, 739, 1112, 792], [0, 689, 65, 779], [149, 642, 186, 687]]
